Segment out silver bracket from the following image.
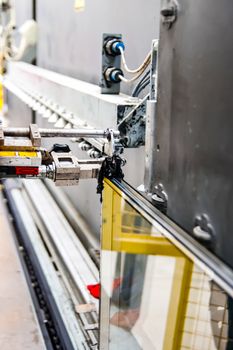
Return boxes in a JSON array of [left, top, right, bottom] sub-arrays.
[[29, 124, 41, 147], [51, 151, 80, 186]]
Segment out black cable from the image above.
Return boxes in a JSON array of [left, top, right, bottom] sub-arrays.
[[131, 70, 150, 97], [134, 77, 150, 97]]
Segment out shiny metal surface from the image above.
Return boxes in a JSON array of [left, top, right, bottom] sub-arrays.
[[3, 127, 120, 138]]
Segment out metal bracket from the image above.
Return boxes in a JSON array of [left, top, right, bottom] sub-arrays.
[[193, 214, 215, 248], [152, 183, 168, 213], [161, 0, 178, 29], [51, 151, 80, 186], [29, 124, 41, 147], [100, 33, 122, 95]]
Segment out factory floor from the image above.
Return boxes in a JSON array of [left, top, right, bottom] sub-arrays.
[[0, 187, 46, 350]]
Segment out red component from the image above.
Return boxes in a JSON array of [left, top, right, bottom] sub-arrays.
[[87, 278, 122, 300], [87, 283, 100, 299], [15, 167, 39, 176]]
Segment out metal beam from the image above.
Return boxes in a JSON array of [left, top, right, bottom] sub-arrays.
[[6, 62, 138, 130]]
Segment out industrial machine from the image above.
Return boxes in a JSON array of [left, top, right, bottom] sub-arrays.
[[0, 1, 233, 350]]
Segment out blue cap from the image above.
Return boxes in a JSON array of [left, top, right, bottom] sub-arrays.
[[113, 41, 125, 53]]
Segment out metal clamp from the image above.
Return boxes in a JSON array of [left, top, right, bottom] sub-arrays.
[[152, 183, 168, 213], [193, 214, 215, 248], [161, 0, 178, 29]]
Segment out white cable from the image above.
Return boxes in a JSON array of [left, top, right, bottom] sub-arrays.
[[119, 58, 151, 84], [119, 46, 151, 74]]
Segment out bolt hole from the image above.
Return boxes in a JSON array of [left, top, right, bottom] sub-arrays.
[[157, 144, 160, 152]]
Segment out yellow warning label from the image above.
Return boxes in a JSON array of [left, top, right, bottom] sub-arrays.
[[74, 0, 85, 11], [0, 151, 38, 157], [0, 151, 16, 157], [18, 151, 38, 158]]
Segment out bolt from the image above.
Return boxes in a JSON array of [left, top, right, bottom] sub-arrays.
[[161, 6, 175, 17]]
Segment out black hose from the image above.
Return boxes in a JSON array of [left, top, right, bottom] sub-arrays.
[[134, 77, 150, 97], [131, 70, 150, 97]]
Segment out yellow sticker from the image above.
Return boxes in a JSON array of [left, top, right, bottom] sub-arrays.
[[0, 151, 38, 158], [0, 151, 16, 157], [18, 151, 38, 158], [74, 0, 85, 11]]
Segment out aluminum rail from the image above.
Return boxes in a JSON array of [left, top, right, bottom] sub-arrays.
[[3, 179, 87, 350], [22, 180, 99, 346], [4, 178, 99, 347], [3, 127, 120, 138], [44, 179, 100, 265]]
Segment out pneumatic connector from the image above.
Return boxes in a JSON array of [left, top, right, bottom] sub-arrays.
[[101, 33, 124, 94], [104, 38, 125, 56], [103, 67, 123, 84]]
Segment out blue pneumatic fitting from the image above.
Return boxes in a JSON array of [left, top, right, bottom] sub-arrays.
[[104, 67, 123, 83], [111, 69, 121, 82], [104, 38, 125, 56], [112, 41, 125, 54]]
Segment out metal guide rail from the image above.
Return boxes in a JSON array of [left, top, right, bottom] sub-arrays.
[[4, 178, 100, 350], [100, 178, 233, 350]]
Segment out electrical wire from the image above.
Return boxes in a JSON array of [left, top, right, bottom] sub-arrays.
[[119, 57, 151, 84], [131, 70, 150, 97], [119, 40, 159, 84], [119, 46, 151, 74], [133, 78, 150, 97]]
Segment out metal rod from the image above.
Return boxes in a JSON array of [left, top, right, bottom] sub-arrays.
[[3, 127, 120, 138]]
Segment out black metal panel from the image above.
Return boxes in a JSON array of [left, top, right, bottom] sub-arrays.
[[155, 0, 233, 267]]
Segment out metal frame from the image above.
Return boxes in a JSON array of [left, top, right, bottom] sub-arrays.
[[100, 178, 233, 349]]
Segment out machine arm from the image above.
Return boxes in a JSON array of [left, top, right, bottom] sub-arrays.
[[0, 124, 122, 187]]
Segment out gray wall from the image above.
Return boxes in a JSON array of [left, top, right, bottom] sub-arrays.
[[37, 0, 159, 94], [15, 0, 32, 26]]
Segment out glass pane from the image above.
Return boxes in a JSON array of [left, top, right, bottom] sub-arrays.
[[100, 180, 233, 350]]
